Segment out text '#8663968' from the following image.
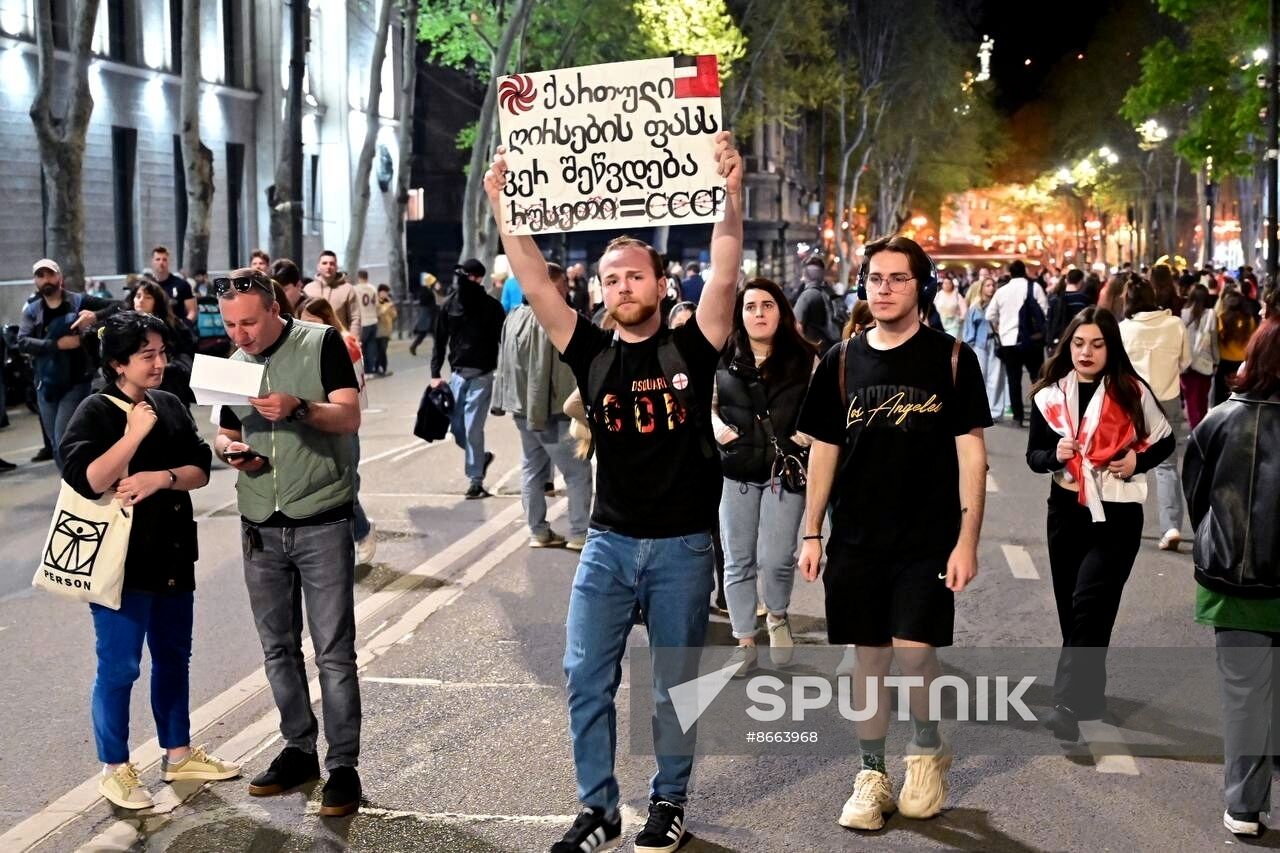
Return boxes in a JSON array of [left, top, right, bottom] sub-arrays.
[[496, 55, 727, 236]]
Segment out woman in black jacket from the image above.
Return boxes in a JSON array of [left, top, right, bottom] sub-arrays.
[[1183, 315, 1280, 839], [60, 311, 238, 811], [712, 278, 817, 674]]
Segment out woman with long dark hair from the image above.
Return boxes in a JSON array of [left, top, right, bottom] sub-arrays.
[[1214, 289, 1258, 406], [132, 280, 196, 404], [1181, 283, 1218, 429], [1184, 315, 1280, 838], [60, 311, 238, 809], [1026, 307, 1174, 740], [711, 278, 818, 673]]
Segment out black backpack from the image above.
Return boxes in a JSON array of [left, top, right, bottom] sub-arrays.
[[1016, 281, 1047, 349], [413, 383, 455, 442]]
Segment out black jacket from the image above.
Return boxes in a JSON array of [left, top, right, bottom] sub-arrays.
[[431, 282, 505, 378], [1183, 393, 1280, 598], [715, 355, 809, 484], [60, 386, 213, 594]]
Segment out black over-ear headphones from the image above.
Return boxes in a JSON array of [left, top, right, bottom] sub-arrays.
[[856, 248, 940, 304]]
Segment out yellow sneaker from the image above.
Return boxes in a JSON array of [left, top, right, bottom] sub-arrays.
[[838, 769, 895, 830], [98, 763, 153, 810], [898, 739, 952, 819], [160, 745, 242, 782]]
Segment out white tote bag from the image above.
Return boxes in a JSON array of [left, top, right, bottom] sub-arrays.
[[31, 396, 135, 609]]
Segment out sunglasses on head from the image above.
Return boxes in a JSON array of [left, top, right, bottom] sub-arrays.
[[213, 275, 271, 297]]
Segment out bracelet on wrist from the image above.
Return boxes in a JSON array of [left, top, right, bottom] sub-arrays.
[[802, 534, 823, 541]]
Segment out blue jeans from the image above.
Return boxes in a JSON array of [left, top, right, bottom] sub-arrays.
[[976, 339, 1007, 419], [360, 325, 378, 370], [90, 590, 195, 764], [448, 371, 494, 485], [40, 380, 91, 471], [564, 528, 715, 812], [719, 479, 805, 639], [1155, 398, 1184, 535], [242, 519, 361, 769], [515, 416, 592, 539]]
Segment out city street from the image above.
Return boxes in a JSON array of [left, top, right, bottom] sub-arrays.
[[0, 341, 1245, 853]]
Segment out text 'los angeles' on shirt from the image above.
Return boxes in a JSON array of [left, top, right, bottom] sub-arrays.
[[560, 313, 723, 539], [796, 324, 992, 557]]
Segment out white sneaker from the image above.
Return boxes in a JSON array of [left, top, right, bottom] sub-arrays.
[[767, 615, 794, 666], [728, 643, 757, 678], [838, 769, 896, 830], [356, 522, 377, 565], [1224, 810, 1264, 837], [898, 738, 953, 819], [98, 763, 153, 810], [160, 745, 242, 782], [530, 529, 568, 548], [1158, 528, 1181, 552]]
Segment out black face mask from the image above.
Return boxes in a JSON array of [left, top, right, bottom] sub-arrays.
[[39, 284, 59, 298]]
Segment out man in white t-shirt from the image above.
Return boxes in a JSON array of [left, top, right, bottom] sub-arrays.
[[353, 269, 380, 367], [984, 259, 1049, 426]]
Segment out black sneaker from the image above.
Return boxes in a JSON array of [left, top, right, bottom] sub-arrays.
[[319, 766, 361, 817], [1043, 704, 1080, 742], [483, 451, 496, 476], [550, 806, 621, 853], [634, 799, 686, 853], [465, 483, 491, 500], [247, 746, 320, 796], [0, 458, 15, 472], [31, 446, 53, 463]]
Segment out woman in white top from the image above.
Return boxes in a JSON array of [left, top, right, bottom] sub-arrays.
[[1179, 283, 1218, 430], [934, 275, 966, 338]]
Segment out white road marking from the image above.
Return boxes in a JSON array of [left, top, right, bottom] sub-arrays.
[[4, 498, 534, 852], [358, 492, 519, 500], [491, 463, 522, 495], [1078, 720, 1141, 775], [362, 677, 558, 689], [986, 473, 999, 493], [389, 443, 432, 464], [1001, 544, 1040, 580]]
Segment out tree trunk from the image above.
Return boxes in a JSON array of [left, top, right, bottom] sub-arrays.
[[1170, 155, 1181, 257], [30, 0, 101, 290], [459, 0, 532, 264], [270, 0, 307, 262], [385, 0, 420, 301], [181, 0, 214, 276], [344, 0, 395, 273]]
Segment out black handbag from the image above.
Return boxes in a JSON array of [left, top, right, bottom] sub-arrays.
[[739, 366, 807, 495]]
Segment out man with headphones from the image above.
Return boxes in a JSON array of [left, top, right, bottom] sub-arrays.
[[795, 235, 991, 831]]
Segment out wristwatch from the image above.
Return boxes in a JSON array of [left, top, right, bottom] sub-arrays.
[[288, 400, 311, 423], [166, 469, 177, 487]]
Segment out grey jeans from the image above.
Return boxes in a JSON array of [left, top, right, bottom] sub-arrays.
[[719, 478, 805, 639], [1155, 398, 1184, 535], [514, 416, 593, 539], [1215, 628, 1280, 816], [242, 518, 361, 770]]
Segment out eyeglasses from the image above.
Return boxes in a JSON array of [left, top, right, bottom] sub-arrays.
[[213, 275, 272, 298], [865, 273, 916, 292]]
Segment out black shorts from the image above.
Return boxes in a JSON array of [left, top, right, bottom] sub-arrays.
[[822, 545, 955, 647]]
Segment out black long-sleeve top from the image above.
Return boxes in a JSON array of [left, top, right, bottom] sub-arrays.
[[1026, 378, 1175, 475], [431, 283, 506, 379], [61, 386, 212, 593]]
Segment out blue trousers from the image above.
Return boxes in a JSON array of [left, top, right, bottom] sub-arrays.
[[90, 590, 194, 764], [564, 528, 714, 812], [448, 372, 494, 485]]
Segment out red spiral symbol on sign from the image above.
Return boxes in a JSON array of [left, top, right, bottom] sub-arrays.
[[499, 74, 537, 115]]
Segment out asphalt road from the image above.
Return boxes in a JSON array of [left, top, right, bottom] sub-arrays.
[[0, 342, 1259, 853]]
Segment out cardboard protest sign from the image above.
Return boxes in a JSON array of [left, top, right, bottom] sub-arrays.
[[496, 55, 727, 236]]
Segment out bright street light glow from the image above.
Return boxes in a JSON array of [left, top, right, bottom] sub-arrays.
[[1098, 146, 1112, 158], [1254, 47, 1269, 64]]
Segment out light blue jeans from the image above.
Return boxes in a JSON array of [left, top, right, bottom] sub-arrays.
[[1156, 397, 1184, 535], [448, 371, 494, 485], [41, 380, 91, 471], [564, 528, 714, 812], [719, 478, 805, 639], [514, 416, 592, 539], [976, 338, 1007, 419]]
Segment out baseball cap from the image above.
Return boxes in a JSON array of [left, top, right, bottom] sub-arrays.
[[32, 258, 61, 276], [456, 258, 486, 278], [804, 256, 825, 270]]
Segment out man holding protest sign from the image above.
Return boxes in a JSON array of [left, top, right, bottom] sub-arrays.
[[487, 96, 741, 852]]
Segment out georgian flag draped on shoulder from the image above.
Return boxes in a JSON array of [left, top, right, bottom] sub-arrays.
[[1032, 372, 1171, 522]]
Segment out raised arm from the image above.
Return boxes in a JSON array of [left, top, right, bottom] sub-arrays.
[[693, 131, 744, 351], [484, 148, 578, 353]]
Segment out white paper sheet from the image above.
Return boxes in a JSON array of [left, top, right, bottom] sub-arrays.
[[190, 355, 264, 406]]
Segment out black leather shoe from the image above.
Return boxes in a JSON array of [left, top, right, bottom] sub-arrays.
[[0, 458, 15, 472], [31, 446, 53, 463], [248, 747, 320, 796], [320, 766, 361, 817], [1043, 704, 1080, 742]]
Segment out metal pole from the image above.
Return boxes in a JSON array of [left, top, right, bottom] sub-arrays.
[[1268, 0, 1279, 278]]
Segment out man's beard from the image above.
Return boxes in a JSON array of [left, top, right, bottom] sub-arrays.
[[608, 300, 658, 328], [39, 284, 58, 297]]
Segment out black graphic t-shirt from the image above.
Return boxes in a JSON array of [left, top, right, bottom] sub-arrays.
[[561, 313, 722, 538], [796, 325, 992, 555]]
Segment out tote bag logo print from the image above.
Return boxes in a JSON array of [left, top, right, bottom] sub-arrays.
[[44, 512, 109, 576]]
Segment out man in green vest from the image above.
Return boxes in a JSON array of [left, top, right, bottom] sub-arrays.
[[211, 269, 365, 817]]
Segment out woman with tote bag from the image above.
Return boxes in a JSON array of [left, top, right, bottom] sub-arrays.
[[59, 311, 239, 810]]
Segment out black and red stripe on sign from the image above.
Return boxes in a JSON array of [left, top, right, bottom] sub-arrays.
[[674, 55, 720, 99]]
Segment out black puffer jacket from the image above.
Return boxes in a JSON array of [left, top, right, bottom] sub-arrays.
[[1183, 393, 1280, 598]]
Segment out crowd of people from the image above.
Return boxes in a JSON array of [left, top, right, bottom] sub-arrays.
[[5, 146, 1280, 849]]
